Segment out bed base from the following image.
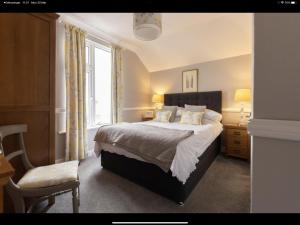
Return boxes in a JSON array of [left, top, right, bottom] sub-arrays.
[[100, 135, 221, 204]]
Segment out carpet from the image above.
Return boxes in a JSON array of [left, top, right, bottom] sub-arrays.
[[38, 154, 250, 213]]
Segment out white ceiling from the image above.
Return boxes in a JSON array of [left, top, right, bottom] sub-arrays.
[[61, 13, 252, 72]]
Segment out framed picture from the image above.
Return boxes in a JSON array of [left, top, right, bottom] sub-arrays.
[[182, 69, 198, 93]]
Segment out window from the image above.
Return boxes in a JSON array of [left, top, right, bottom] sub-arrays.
[[86, 38, 112, 127]]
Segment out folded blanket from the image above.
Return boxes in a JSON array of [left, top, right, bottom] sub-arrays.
[[94, 123, 194, 172]]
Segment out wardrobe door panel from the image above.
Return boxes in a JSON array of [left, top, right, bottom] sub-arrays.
[[0, 13, 17, 106], [0, 13, 51, 107], [14, 13, 50, 106]]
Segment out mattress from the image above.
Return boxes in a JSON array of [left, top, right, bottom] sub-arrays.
[[94, 119, 223, 184]]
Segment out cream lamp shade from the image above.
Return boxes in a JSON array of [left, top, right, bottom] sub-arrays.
[[152, 94, 163, 103], [234, 89, 251, 102], [133, 13, 162, 41]]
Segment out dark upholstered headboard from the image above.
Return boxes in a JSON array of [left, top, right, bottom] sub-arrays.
[[164, 91, 222, 113]]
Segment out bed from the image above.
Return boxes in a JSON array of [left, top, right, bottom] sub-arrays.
[[95, 91, 222, 204]]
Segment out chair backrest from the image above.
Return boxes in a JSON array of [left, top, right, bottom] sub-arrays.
[[0, 124, 27, 139], [0, 124, 33, 170]]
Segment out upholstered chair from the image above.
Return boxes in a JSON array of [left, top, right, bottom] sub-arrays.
[[0, 124, 80, 213]]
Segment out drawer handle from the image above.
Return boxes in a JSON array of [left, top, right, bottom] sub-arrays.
[[234, 140, 241, 145], [233, 131, 241, 135]]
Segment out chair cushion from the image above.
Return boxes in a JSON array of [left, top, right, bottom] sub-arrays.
[[17, 160, 79, 189]]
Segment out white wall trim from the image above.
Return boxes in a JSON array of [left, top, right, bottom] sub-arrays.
[[58, 126, 100, 135], [59, 106, 250, 113], [55, 150, 94, 163], [123, 107, 155, 111], [122, 107, 251, 113], [222, 108, 251, 113], [248, 119, 300, 142]]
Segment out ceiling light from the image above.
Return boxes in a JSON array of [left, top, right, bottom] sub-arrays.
[[133, 13, 162, 41]]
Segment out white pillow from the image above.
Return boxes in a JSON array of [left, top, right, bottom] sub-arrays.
[[204, 109, 222, 122], [176, 107, 185, 116], [154, 110, 172, 123], [174, 117, 181, 122], [180, 111, 205, 125], [184, 104, 207, 112], [161, 106, 177, 122]]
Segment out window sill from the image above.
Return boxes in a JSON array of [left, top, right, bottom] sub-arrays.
[[57, 125, 103, 135], [88, 125, 101, 130]]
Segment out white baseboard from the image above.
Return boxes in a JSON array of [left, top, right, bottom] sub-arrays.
[[55, 158, 65, 164], [55, 149, 94, 164], [248, 118, 300, 142]]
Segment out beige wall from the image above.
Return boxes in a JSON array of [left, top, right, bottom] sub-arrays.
[[121, 49, 152, 122], [252, 13, 300, 212], [150, 54, 252, 124]]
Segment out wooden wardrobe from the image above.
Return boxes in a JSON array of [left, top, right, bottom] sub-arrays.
[[0, 13, 58, 212]]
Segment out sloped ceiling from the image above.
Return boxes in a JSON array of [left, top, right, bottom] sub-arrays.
[[61, 13, 252, 72]]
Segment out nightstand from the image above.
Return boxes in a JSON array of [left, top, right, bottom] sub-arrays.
[[142, 117, 154, 121], [224, 124, 250, 160]]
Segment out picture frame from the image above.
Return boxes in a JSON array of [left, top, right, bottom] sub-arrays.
[[182, 69, 198, 93]]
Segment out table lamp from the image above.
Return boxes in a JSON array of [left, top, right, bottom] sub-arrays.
[[152, 94, 163, 110], [234, 89, 251, 126]]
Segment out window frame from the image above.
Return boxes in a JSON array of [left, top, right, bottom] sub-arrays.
[[86, 38, 112, 128]]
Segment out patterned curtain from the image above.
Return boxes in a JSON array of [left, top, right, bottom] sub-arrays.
[[111, 46, 123, 123], [65, 24, 87, 161]]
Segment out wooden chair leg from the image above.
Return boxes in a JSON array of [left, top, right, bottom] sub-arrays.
[[72, 188, 79, 213], [12, 195, 26, 213]]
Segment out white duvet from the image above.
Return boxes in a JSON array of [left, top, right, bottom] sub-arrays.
[[94, 119, 223, 184]]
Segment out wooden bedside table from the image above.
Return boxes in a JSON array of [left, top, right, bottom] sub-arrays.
[[224, 124, 250, 160]]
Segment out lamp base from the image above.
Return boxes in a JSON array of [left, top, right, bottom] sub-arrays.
[[238, 115, 250, 127]]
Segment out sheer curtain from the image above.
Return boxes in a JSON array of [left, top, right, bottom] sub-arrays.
[[111, 46, 123, 123], [64, 24, 87, 161]]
